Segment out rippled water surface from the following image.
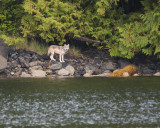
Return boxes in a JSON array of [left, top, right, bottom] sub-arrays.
[[0, 77, 160, 127]]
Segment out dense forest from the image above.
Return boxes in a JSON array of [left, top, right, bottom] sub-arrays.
[[0, 0, 160, 58]]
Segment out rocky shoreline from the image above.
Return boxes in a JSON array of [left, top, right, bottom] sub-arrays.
[[0, 39, 160, 78]]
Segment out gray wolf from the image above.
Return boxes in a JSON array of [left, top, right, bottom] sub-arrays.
[[47, 44, 69, 62]]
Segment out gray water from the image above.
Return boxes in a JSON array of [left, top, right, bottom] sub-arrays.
[[0, 77, 160, 127]]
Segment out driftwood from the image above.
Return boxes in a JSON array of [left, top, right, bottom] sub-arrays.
[[71, 36, 104, 44]]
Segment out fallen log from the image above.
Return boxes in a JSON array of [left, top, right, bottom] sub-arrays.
[[72, 36, 104, 44]]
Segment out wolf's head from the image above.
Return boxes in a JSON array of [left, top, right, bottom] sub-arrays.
[[64, 44, 69, 51]]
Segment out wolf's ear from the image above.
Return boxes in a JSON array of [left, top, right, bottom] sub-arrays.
[[68, 44, 70, 47]]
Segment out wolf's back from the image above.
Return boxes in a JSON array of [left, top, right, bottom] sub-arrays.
[[47, 45, 58, 55]]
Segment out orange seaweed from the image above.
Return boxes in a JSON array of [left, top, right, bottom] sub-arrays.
[[109, 65, 139, 77]]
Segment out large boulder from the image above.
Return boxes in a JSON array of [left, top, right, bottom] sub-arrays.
[[153, 72, 160, 76], [31, 70, 46, 77], [0, 56, 7, 70], [0, 39, 9, 70], [0, 39, 9, 58], [65, 65, 75, 75], [57, 68, 69, 76], [21, 72, 32, 78]]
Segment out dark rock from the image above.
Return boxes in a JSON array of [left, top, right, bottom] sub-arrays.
[[18, 57, 30, 68], [85, 65, 97, 72], [94, 68, 102, 75], [118, 59, 131, 68], [9, 45, 16, 52], [10, 53, 18, 59], [10, 60, 19, 68], [24, 56, 32, 62], [62, 62, 68, 68], [65, 53, 72, 59], [74, 70, 85, 76], [84, 64, 102, 75], [88, 59, 94, 64], [141, 67, 155, 75], [41, 54, 49, 60], [50, 62, 62, 70], [14, 68, 23, 76], [106, 61, 117, 70], [74, 64, 84, 76], [101, 61, 117, 71], [42, 62, 49, 69], [39, 58, 45, 62], [31, 53, 38, 60], [93, 58, 101, 67]]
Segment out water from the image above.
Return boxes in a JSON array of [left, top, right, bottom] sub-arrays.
[[0, 77, 160, 127]]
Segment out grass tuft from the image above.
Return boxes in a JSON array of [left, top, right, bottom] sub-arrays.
[[68, 46, 83, 57], [28, 41, 48, 55], [16, 40, 48, 55]]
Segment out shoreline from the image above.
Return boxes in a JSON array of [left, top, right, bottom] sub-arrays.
[[0, 44, 160, 78]]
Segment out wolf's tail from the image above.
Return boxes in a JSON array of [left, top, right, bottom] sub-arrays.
[[47, 48, 51, 56]]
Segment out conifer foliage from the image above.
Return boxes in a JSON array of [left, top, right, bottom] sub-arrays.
[[0, 0, 160, 58], [21, 0, 81, 44], [115, 0, 160, 58]]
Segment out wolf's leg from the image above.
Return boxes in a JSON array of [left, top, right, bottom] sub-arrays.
[[50, 54, 56, 61], [59, 54, 62, 62], [62, 54, 65, 62]]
